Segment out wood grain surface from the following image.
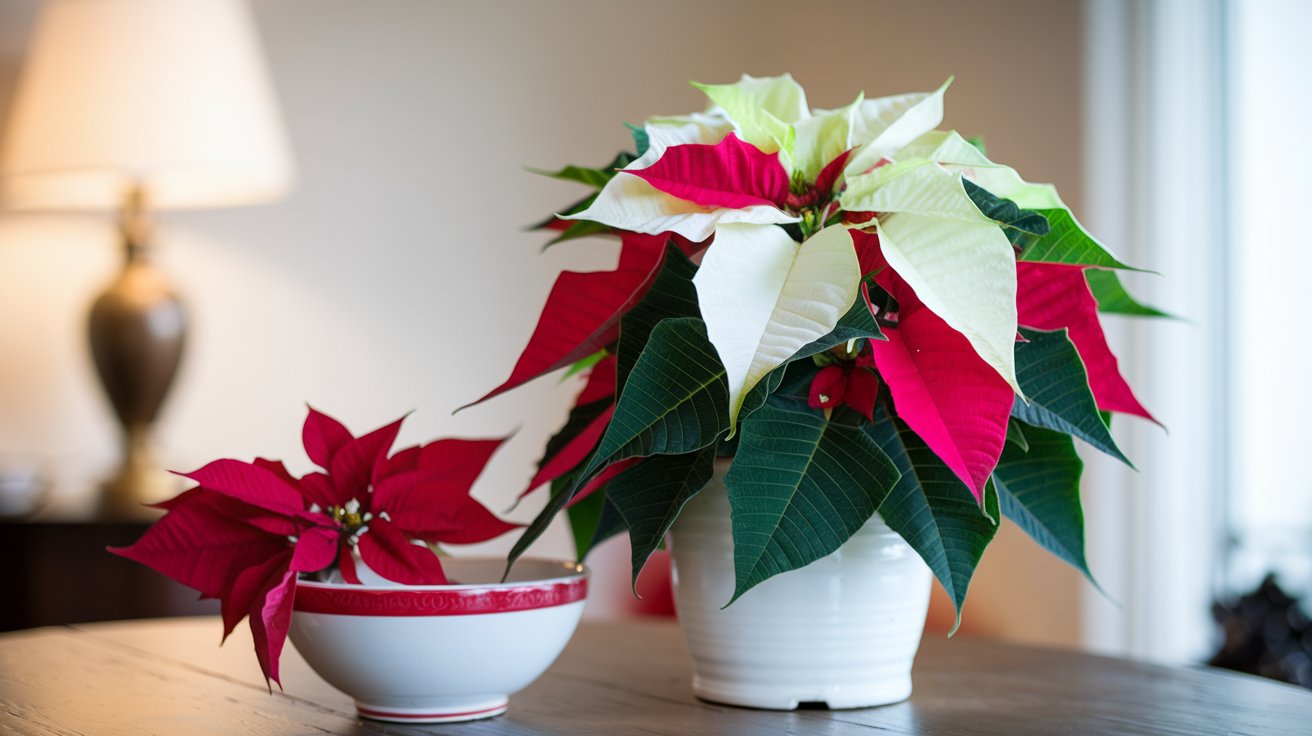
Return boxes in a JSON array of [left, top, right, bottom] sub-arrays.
[[1, 617, 1309, 735]]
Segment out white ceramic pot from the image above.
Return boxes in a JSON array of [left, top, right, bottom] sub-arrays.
[[289, 558, 586, 724], [668, 460, 932, 710]]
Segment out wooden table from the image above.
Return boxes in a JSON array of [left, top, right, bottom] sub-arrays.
[[1, 617, 1309, 735]]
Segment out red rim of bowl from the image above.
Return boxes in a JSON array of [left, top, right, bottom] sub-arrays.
[[293, 559, 588, 617]]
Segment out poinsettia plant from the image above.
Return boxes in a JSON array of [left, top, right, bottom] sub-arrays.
[[474, 74, 1166, 619], [111, 408, 518, 686]]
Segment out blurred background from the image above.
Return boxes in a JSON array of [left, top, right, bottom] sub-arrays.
[[0, 0, 1308, 680]]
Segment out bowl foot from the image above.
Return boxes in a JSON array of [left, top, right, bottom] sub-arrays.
[[355, 696, 508, 723]]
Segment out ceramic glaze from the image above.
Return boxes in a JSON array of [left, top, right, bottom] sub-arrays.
[[289, 558, 586, 724], [669, 461, 933, 710]]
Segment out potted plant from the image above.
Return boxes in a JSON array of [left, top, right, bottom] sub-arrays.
[[470, 73, 1163, 709], [111, 408, 587, 724]]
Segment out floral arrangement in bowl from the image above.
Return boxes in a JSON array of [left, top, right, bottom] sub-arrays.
[[473, 73, 1165, 619], [111, 408, 522, 687]]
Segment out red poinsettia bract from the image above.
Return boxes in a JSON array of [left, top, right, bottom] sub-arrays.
[[110, 408, 518, 687]]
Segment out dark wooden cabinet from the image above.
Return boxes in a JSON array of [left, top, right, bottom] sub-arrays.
[[0, 519, 216, 632]]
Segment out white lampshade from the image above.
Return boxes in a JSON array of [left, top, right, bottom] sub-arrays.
[[0, 0, 294, 211]]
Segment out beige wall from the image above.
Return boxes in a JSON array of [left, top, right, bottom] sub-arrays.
[[0, 0, 1090, 647]]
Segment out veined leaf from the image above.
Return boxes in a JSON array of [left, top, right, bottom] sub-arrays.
[[1011, 327, 1131, 466], [694, 223, 860, 433], [865, 409, 1000, 628], [583, 317, 729, 479], [1085, 269, 1173, 318], [617, 244, 700, 386], [1021, 208, 1140, 271], [993, 425, 1094, 581], [608, 445, 717, 588], [726, 402, 901, 603], [962, 179, 1050, 246]]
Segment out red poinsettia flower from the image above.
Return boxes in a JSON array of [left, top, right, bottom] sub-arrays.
[[808, 342, 881, 423], [110, 408, 518, 687]]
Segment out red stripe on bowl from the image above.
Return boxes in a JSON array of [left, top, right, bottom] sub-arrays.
[[293, 577, 587, 616]]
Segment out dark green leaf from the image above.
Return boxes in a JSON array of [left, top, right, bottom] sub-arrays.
[[1006, 419, 1029, 451], [865, 409, 999, 628], [1084, 269, 1174, 318], [616, 244, 699, 387], [608, 445, 717, 588], [1021, 209, 1143, 270], [566, 483, 608, 561], [726, 402, 901, 603], [508, 317, 729, 570], [963, 179, 1050, 247], [1012, 327, 1131, 466], [993, 425, 1096, 583], [585, 317, 729, 478]]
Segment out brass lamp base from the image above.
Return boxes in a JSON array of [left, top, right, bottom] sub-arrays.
[[100, 427, 179, 519], [89, 188, 187, 519]]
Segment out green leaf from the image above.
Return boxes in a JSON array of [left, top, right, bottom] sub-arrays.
[[544, 219, 612, 248], [966, 136, 987, 156], [608, 445, 717, 589], [508, 318, 728, 572], [563, 348, 608, 380], [992, 425, 1095, 582], [962, 179, 1050, 247], [616, 244, 699, 387], [584, 316, 729, 479], [1084, 269, 1174, 318], [566, 482, 608, 561], [625, 123, 649, 158], [527, 151, 637, 189], [865, 409, 999, 629], [1006, 419, 1029, 451], [1012, 327, 1131, 466], [726, 402, 901, 604], [1020, 208, 1141, 270]]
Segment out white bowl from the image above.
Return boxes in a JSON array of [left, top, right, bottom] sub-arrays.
[[289, 557, 587, 724]]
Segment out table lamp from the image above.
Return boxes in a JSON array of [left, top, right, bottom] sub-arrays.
[[0, 0, 294, 517]]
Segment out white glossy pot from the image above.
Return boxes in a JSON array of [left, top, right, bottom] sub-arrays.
[[668, 460, 932, 710]]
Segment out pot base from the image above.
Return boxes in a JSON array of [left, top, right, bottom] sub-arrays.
[[354, 696, 508, 723], [692, 675, 912, 711]]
